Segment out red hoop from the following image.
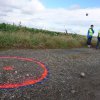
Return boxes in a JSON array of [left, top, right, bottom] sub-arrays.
[[0, 56, 48, 89]]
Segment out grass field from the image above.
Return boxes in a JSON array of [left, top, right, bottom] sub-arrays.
[[0, 23, 92, 49]]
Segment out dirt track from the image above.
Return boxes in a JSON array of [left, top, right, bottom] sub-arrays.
[[0, 48, 100, 100]]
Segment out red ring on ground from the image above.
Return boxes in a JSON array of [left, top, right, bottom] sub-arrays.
[[0, 56, 48, 89]]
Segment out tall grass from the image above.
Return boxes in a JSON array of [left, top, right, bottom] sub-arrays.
[[0, 23, 87, 49]]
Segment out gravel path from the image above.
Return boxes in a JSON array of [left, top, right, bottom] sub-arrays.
[[0, 48, 100, 100]]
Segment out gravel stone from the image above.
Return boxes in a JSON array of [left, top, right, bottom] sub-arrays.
[[0, 48, 100, 100]]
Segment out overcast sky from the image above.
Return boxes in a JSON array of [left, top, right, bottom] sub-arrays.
[[0, 0, 100, 35]]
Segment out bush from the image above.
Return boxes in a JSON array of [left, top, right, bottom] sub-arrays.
[[0, 23, 88, 49]]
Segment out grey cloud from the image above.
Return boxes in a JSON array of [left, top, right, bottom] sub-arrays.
[[0, 13, 7, 17], [0, 7, 13, 13], [69, 4, 81, 10], [21, 10, 34, 15]]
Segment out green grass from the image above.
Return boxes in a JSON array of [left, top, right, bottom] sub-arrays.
[[0, 23, 88, 49]]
